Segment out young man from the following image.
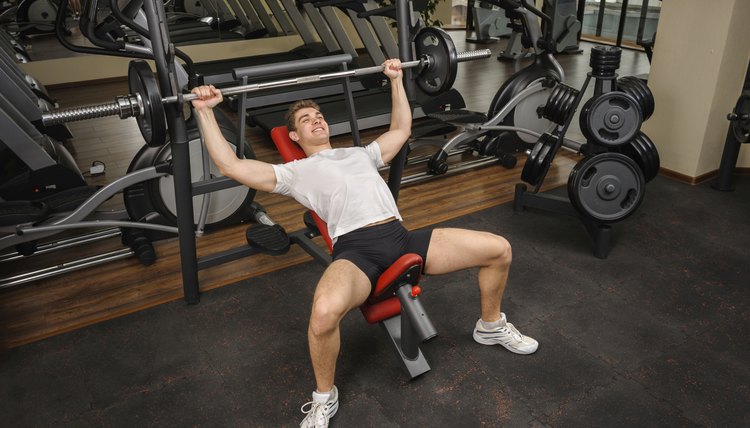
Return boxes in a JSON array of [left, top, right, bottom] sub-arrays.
[[190, 59, 538, 428]]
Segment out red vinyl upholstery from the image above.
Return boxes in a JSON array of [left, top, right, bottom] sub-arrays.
[[269, 126, 423, 324]]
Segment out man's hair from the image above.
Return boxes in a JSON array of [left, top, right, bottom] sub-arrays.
[[285, 99, 321, 132]]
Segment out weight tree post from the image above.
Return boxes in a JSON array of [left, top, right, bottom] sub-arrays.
[[142, 0, 201, 304]]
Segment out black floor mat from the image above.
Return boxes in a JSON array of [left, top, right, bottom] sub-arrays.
[[2, 175, 749, 427]]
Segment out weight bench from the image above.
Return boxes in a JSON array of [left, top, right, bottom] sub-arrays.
[[267, 126, 438, 378]]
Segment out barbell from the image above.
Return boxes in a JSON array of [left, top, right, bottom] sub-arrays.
[[41, 27, 491, 147]]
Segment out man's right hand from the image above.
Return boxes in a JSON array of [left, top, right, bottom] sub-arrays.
[[190, 85, 223, 111]]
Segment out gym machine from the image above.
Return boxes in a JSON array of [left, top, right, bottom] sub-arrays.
[[405, 0, 568, 184], [465, 0, 511, 44], [13, 0, 75, 38], [0, 27, 30, 62], [712, 61, 750, 191], [497, 0, 580, 62], [0, 0, 258, 288]]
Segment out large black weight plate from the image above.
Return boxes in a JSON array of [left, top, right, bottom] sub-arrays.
[[580, 91, 642, 147], [568, 152, 645, 223], [414, 27, 458, 96], [128, 60, 167, 147], [521, 132, 557, 186], [730, 92, 750, 143], [617, 131, 660, 182], [616, 76, 655, 121]]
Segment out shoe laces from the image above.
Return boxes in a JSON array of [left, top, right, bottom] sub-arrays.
[[503, 322, 524, 341], [300, 400, 330, 427]]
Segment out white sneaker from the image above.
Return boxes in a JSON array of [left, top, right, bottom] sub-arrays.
[[472, 313, 539, 354], [300, 386, 339, 428]]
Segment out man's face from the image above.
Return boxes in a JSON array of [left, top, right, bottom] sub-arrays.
[[291, 107, 329, 146]]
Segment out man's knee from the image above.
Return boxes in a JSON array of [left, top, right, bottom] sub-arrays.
[[490, 234, 512, 266], [309, 296, 346, 337]]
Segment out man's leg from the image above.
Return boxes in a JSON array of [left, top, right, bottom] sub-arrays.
[[300, 260, 372, 427], [423, 228, 511, 322], [308, 259, 372, 392], [423, 228, 537, 354]]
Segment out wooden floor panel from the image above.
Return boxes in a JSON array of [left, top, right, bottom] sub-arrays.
[[0, 36, 649, 349], [0, 153, 577, 349]]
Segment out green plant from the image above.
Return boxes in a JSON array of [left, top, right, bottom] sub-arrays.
[[420, 0, 446, 27], [377, 0, 447, 27]]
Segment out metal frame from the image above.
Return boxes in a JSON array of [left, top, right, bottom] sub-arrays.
[[127, 0, 420, 302]]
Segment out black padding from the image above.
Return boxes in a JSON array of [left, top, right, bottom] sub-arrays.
[[246, 224, 291, 255], [0, 200, 50, 227]]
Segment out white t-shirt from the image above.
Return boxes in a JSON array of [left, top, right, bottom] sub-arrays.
[[271, 143, 402, 242]]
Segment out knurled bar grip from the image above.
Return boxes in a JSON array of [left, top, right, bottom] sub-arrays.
[[42, 95, 143, 126], [41, 49, 491, 126]]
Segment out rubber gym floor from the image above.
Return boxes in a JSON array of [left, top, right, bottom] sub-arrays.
[[1, 172, 748, 427]]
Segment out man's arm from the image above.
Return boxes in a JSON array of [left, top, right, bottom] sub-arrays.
[[191, 86, 277, 193], [373, 59, 412, 164]]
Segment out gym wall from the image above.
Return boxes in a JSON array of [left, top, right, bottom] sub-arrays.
[[643, 0, 750, 179]]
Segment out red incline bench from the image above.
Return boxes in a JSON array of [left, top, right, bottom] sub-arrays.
[[269, 126, 437, 378]]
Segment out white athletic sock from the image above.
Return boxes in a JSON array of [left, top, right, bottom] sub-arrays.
[[480, 312, 507, 330], [312, 389, 332, 403]]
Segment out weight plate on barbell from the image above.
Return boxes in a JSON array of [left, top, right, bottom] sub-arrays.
[[568, 152, 645, 223], [521, 132, 558, 186], [730, 92, 750, 143], [580, 91, 642, 148], [128, 60, 167, 148], [414, 27, 458, 96]]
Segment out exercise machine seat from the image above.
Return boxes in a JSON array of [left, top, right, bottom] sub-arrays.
[[269, 126, 436, 377]]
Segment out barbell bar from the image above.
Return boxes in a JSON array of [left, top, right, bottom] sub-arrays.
[[177, 49, 491, 103], [40, 50, 491, 128]]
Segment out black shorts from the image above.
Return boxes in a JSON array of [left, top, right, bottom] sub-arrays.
[[331, 221, 433, 288]]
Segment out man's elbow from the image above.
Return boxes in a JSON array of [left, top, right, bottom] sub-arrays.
[[216, 160, 240, 180]]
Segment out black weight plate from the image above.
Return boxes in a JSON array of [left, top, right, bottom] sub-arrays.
[[521, 139, 545, 185], [731, 93, 750, 143], [556, 86, 579, 125], [629, 133, 659, 182], [617, 76, 655, 121], [414, 27, 458, 96], [616, 136, 655, 183], [578, 97, 594, 137], [634, 80, 655, 121], [128, 60, 167, 147], [543, 85, 568, 125], [567, 152, 645, 223], [634, 132, 660, 181], [616, 138, 647, 181], [542, 86, 559, 119], [521, 133, 556, 186], [581, 91, 642, 147]]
